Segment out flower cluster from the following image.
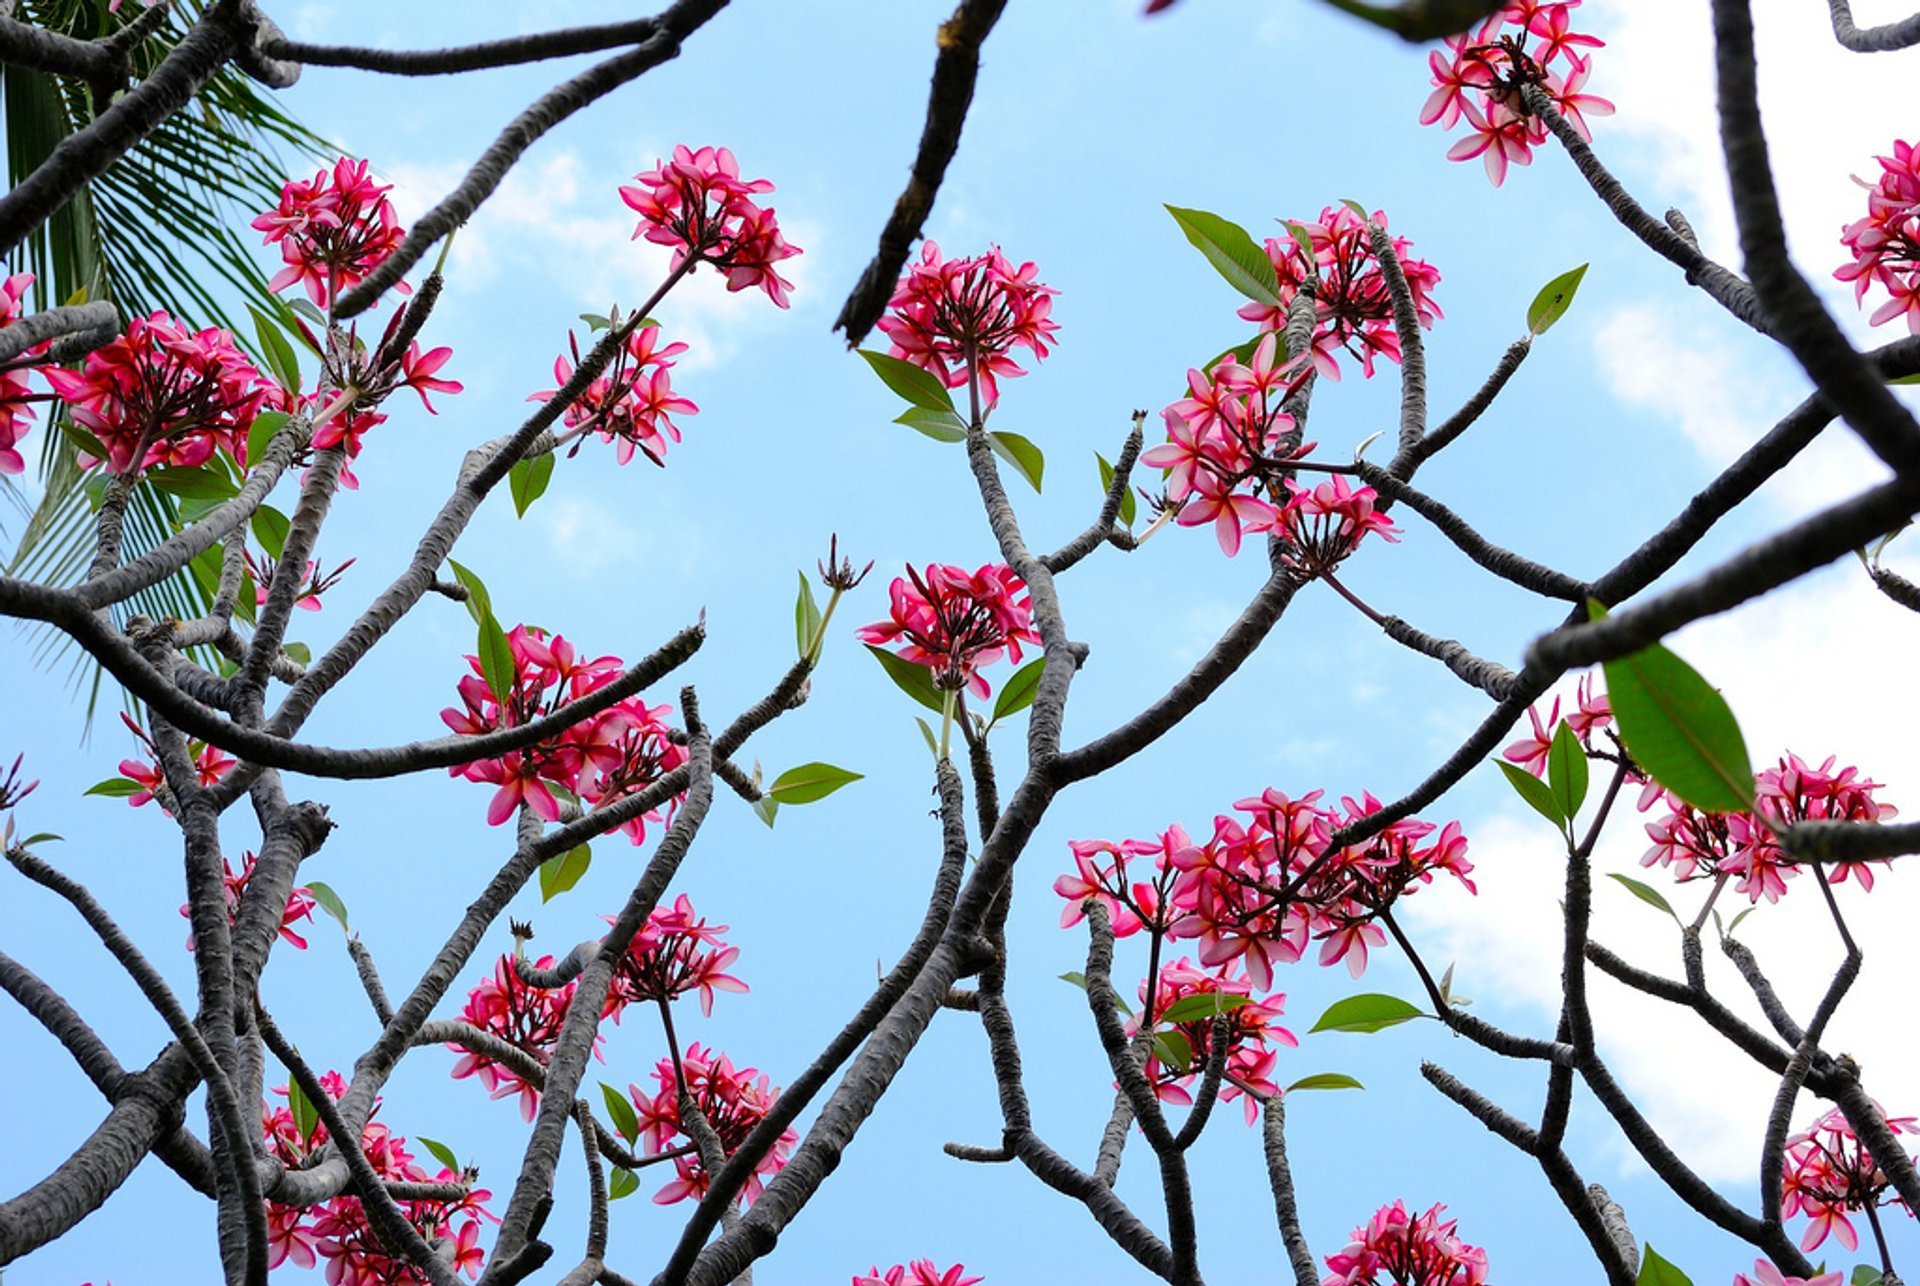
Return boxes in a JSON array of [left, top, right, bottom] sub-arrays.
[[245, 551, 354, 613], [530, 319, 696, 467], [1322, 1200, 1489, 1286], [0, 272, 44, 475], [442, 624, 688, 840], [1236, 206, 1441, 381], [854, 1264, 983, 1286], [179, 851, 317, 952], [631, 1042, 796, 1205], [263, 1073, 490, 1281], [44, 311, 270, 474], [115, 712, 235, 812], [604, 893, 747, 1020], [1837, 138, 1920, 333], [856, 563, 1038, 700], [1501, 673, 1614, 776], [252, 156, 407, 310], [1272, 475, 1402, 580], [1640, 753, 1899, 904], [1127, 958, 1294, 1120], [1781, 1103, 1917, 1253], [447, 953, 584, 1121], [1733, 1264, 1843, 1286], [878, 241, 1059, 408], [1420, 1, 1613, 186], [0, 752, 38, 814], [621, 145, 800, 307]]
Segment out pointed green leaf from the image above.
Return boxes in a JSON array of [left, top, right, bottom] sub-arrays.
[[251, 504, 290, 561], [1059, 971, 1088, 990], [1635, 1245, 1693, 1286], [539, 844, 591, 902], [1157, 993, 1254, 1025], [1527, 263, 1589, 336], [1096, 452, 1138, 527], [282, 641, 312, 665], [1309, 993, 1426, 1034], [1340, 197, 1370, 219], [794, 572, 822, 660], [245, 411, 292, 470], [988, 430, 1045, 492], [19, 833, 63, 848], [866, 644, 946, 715], [1165, 205, 1283, 306], [508, 452, 555, 519], [1548, 721, 1589, 821], [287, 1071, 318, 1146], [1607, 873, 1678, 921], [1152, 1029, 1195, 1072], [992, 658, 1046, 720], [751, 796, 780, 828], [767, 762, 864, 805], [1727, 906, 1756, 936], [608, 1167, 639, 1200], [1853, 1266, 1886, 1286], [248, 304, 302, 394], [84, 777, 144, 798], [416, 1136, 461, 1173], [447, 559, 491, 627], [579, 312, 612, 332], [478, 614, 515, 707], [1591, 602, 1754, 813], [145, 466, 240, 501], [303, 880, 349, 930], [857, 349, 956, 413], [915, 717, 940, 757], [1495, 760, 1563, 828], [1284, 221, 1316, 258], [600, 1082, 640, 1144], [894, 407, 969, 442], [1286, 1072, 1365, 1092]]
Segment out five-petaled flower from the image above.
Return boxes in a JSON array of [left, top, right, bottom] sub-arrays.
[[877, 241, 1058, 409], [253, 156, 409, 310], [1837, 138, 1920, 332], [856, 563, 1039, 700], [621, 145, 801, 307]]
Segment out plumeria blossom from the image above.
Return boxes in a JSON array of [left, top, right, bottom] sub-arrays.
[[1640, 753, 1898, 902], [877, 241, 1058, 409], [1732, 1263, 1843, 1286], [114, 712, 235, 812], [856, 563, 1038, 700], [529, 317, 696, 466], [179, 851, 317, 952], [1781, 1103, 1918, 1253], [263, 1073, 492, 1281], [1420, 2, 1614, 186], [0, 272, 47, 475], [604, 894, 747, 1020], [621, 145, 801, 306], [43, 311, 270, 474], [447, 953, 584, 1121], [853, 1263, 983, 1286], [1321, 1200, 1490, 1286], [1837, 139, 1920, 333], [252, 156, 408, 310], [631, 1042, 796, 1205], [1235, 206, 1441, 380], [1502, 673, 1615, 777], [1272, 474, 1401, 582], [442, 624, 688, 840], [1127, 957, 1294, 1121]]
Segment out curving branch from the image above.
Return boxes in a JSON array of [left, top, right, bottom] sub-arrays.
[[1824, 0, 1920, 50]]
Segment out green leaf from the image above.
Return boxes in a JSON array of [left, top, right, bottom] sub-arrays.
[[601, 1082, 640, 1144], [1284, 221, 1316, 258], [287, 1071, 318, 1146], [416, 1136, 461, 1173], [18, 832, 63, 848], [248, 304, 302, 394], [447, 559, 492, 627], [579, 311, 612, 332], [989, 430, 1045, 492], [1591, 601, 1754, 812], [145, 466, 240, 501], [894, 407, 969, 442], [1889, 373, 1920, 386], [1152, 1029, 1195, 1072], [1340, 197, 1370, 219], [1309, 993, 1426, 1034], [85, 777, 144, 798], [866, 644, 946, 715], [246, 411, 292, 470], [1059, 970, 1088, 990], [304, 880, 349, 930], [478, 615, 515, 707], [539, 844, 592, 902], [1096, 452, 1138, 527], [1495, 760, 1562, 828], [509, 452, 555, 519], [1165, 205, 1283, 306], [794, 572, 822, 660], [1607, 873, 1678, 921], [1547, 720, 1589, 821], [857, 349, 957, 414], [915, 717, 940, 758], [1157, 992, 1254, 1025], [751, 796, 780, 828], [991, 658, 1046, 721], [282, 641, 312, 665], [1853, 1267, 1886, 1286], [1726, 906, 1756, 936], [608, 1167, 639, 1200], [251, 504, 290, 561], [1635, 1245, 1693, 1286], [1527, 263, 1589, 336], [1285, 1072, 1365, 1092], [767, 762, 864, 805]]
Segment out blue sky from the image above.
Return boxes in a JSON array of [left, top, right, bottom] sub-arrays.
[[5, 1, 1920, 1283]]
